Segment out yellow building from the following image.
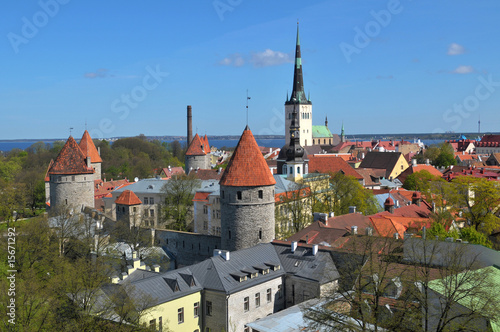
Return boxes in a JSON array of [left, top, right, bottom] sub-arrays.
[[359, 151, 409, 180]]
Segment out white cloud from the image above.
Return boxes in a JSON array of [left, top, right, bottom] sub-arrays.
[[452, 65, 474, 74], [84, 68, 109, 78], [218, 53, 245, 67], [250, 49, 293, 67], [447, 43, 466, 55]]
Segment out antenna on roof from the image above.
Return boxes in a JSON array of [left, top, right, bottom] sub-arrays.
[[69, 127, 74, 136], [246, 89, 251, 126]]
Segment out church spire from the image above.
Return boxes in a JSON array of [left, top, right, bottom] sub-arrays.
[[341, 122, 346, 143], [286, 22, 310, 105], [286, 104, 305, 162]]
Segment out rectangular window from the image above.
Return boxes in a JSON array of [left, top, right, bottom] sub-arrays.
[[178, 307, 184, 324], [150, 319, 156, 329], [258, 190, 263, 199], [194, 302, 199, 317], [244, 296, 249, 312], [144, 197, 149, 204], [159, 317, 162, 331], [267, 288, 272, 302], [150, 197, 154, 204], [203, 220, 208, 230], [255, 293, 260, 307], [237, 191, 242, 200], [150, 209, 154, 217], [203, 206, 208, 214], [206, 301, 212, 316], [278, 285, 283, 298]]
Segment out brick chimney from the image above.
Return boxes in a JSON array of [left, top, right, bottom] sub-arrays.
[[187, 105, 193, 146]]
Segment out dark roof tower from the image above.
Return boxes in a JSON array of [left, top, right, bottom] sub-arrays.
[[285, 22, 311, 106], [285, 105, 305, 163]]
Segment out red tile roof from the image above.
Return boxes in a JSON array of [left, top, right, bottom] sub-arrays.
[[94, 179, 130, 198], [115, 190, 142, 205], [219, 126, 276, 187], [370, 216, 406, 239], [193, 192, 210, 202], [48, 136, 94, 175], [397, 164, 443, 183], [288, 221, 349, 244], [308, 155, 363, 179], [203, 134, 210, 153], [79, 130, 102, 163], [476, 134, 500, 146], [190, 169, 224, 181], [185, 134, 208, 156]]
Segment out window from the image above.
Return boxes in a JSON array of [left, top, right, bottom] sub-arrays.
[[206, 301, 212, 316], [194, 302, 199, 317], [267, 288, 272, 302], [244, 297, 249, 312], [221, 191, 225, 199], [72, 175, 75, 181], [203, 220, 208, 230], [203, 206, 208, 214], [144, 197, 149, 204], [159, 316, 163, 331], [258, 190, 263, 199], [244, 328, 250, 332], [228, 230, 231, 239], [259, 228, 262, 240], [150, 197, 154, 204], [255, 293, 260, 307], [178, 307, 184, 324], [237, 191, 242, 200], [278, 285, 283, 298], [150, 209, 154, 217], [133, 207, 136, 213], [150, 319, 156, 329]]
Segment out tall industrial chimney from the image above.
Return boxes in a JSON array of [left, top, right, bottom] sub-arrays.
[[187, 105, 193, 146]]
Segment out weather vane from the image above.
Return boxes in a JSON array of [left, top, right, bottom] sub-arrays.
[[69, 127, 74, 136], [246, 89, 251, 126]]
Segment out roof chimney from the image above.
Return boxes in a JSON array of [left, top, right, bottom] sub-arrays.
[[312, 244, 319, 256], [412, 159, 417, 166], [291, 241, 298, 253], [187, 105, 193, 146], [349, 206, 357, 214], [351, 225, 358, 235]]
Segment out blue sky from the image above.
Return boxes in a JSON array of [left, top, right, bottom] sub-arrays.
[[1, 0, 499, 140]]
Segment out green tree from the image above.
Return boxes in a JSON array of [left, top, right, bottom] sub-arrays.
[[161, 173, 200, 231]]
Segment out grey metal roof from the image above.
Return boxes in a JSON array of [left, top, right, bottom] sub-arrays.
[[274, 175, 302, 194], [190, 243, 285, 294], [118, 267, 202, 307], [114, 178, 168, 195], [272, 243, 340, 284]]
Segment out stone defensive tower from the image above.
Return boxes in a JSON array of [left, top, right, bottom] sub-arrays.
[[220, 126, 276, 251], [79, 130, 102, 181], [48, 136, 95, 211], [185, 133, 211, 173]]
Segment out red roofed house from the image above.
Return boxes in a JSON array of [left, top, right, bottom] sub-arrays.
[[185, 133, 211, 174], [220, 126, 276, 251], [397, 161, 443, 184], [308, 155, 363, 182], [115, 190, 143, 227], [47, 136, 95, 210], [475, 134, 500, 154]]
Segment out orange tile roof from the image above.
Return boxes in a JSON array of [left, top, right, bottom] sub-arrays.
[[219, 126, 276, 187], [185, 134, 208, 156], [203, 134, 210, 153], [308, 155, 363, 179], [48, 136, 94, 175], [370, 216, 406, 239], [79, 130, 102, 163], [193, 192, 210, 202], [115, 190, 142, 205]]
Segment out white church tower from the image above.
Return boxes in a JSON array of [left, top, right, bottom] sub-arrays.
[[285, 23, 312, 147]]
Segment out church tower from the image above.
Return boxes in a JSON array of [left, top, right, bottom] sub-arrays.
[[285, 23, 312, 147], [220, 126, 276, 251], [285, 104, 306, 182]]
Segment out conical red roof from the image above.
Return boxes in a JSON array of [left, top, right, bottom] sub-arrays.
[[186, 133, 208, 156], [115, 190, 142, 205], [48, 136, 94, 175], [219, 126, 276, 187], [79, 130, 102, 163]]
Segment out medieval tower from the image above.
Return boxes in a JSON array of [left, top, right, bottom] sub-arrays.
[[48, 136, 95, 211], [220, 126, 276, 251], [285, 23, 312, 147], [185, 133, 211, 174], [79, 130, 102, 181]]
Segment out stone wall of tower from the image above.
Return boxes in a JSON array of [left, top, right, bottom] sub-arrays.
[[285, 104, 312, 146], [185, 155, 210, 173], [220, 185, 275, 251], [49, 173, 94, 211], [91, 162, 101, 181]]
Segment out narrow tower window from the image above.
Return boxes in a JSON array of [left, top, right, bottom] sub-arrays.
[[258, 190, 263, 199], [237, 191, 242, 200], [259, 228, 262, 240]]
